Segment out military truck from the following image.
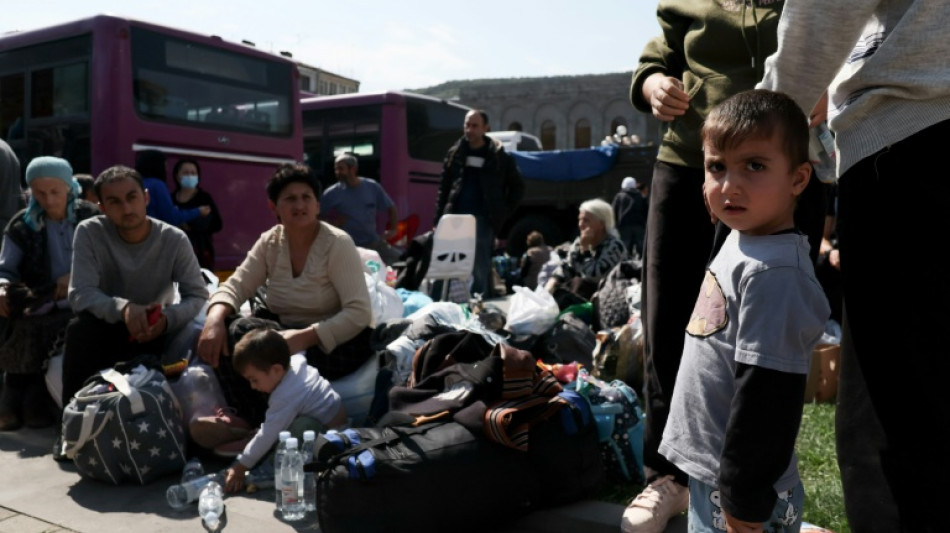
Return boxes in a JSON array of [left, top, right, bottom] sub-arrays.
[[501, 143, 658, 257]]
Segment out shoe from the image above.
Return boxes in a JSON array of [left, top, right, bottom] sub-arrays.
[[620, 475, 689, 533], [189, 407, 253, 449], [213, 435, 253, 458]]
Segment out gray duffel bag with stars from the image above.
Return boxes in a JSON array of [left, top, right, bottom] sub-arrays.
[[62, 364, 187, 485]]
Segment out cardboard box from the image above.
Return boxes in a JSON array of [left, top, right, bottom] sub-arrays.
[[805, 343, 840, 403]]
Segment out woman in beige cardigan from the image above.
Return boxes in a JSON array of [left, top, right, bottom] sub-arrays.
[[197, 163, 372, 429]]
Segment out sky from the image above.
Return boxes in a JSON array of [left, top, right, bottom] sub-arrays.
[[3, 0, 662, 94]]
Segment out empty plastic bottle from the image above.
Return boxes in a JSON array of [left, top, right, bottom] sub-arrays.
[[181, 457, 204, 483], [198, 480, 224, 531], [301, 430, 316, 512], [274, 430, 291, 510], [279, 437, 305, 521], [244, 460, 275, 490], [165, 471, 223, 510]]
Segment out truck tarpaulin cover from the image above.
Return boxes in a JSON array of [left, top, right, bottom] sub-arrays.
[[510, 144, 618, 182]]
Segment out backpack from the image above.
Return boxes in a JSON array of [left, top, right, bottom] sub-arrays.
[[534, 312, 597, 369], [568, 368, 645, 483], [590, 259, 641, 331], [62, 365, 187, 485]]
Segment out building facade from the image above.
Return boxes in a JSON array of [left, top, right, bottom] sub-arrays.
[[415, 72, 662, 151]]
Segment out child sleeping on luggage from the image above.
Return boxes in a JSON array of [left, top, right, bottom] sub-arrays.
[[221, 328, 348, 493]]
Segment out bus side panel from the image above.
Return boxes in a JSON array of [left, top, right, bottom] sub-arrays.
[[378, 104, 440, 240]]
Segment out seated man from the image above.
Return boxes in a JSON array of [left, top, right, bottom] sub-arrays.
[[60, 165, 208, 439], [321, 153, 401, 265]]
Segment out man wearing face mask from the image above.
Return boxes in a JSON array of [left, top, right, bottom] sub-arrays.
[[172, 158, 222, 270]]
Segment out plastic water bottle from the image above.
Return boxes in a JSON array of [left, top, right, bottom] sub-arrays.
[[181, 457, 204, 483], [198, 480, 224, 531], [279, 437, 305, 521], [301, 430, 316, 512], [809, 122, 837, 184], [165, 471, 223, 510], [274, 430, 291, 509], [244, 462, 275, 490]]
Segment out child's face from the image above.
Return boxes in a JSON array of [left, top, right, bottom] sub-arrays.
[[702, 135, 810, 236], [240, 363, 285, 394]]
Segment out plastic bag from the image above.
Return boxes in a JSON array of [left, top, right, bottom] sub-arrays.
[[169, 363, 228, 424], [506, 285, 559, 336], [365, 272, 404, 324]]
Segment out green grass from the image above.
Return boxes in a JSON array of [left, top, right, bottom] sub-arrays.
[[597, 401, 848, 533]]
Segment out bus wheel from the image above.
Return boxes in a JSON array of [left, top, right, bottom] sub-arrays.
[[505, 214, 563, 258]]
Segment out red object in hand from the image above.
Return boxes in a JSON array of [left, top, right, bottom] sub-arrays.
[[129, 306, 162, 341], [147, 305, 162, 326]]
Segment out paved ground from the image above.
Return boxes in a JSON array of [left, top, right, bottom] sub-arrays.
[[0, 422, 687, 533], [0, 294, 688, 533]]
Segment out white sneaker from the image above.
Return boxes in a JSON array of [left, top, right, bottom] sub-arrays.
[[620, 475, 689, 533]]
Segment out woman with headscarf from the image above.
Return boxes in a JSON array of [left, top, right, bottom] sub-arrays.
[[544, 198, 628, 303], [0, 156, 99, 430]]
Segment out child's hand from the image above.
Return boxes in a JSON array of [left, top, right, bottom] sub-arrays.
[[224, 466, 246, 494]]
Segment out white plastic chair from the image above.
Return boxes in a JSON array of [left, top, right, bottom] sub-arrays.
[[423, 214, 477, 302]]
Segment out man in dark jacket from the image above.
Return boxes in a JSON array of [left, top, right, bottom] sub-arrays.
[[434, 110, 524, 298]]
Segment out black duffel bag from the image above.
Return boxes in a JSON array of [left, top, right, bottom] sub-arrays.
[[308, 396, 603, 533]]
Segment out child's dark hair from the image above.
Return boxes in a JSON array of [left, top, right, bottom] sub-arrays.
[[74, 173, 95, 198], [702, 89, 809, 169], [233, 328, 291, 374], [266, 163, 322, 204], [526, 230, 545, 248]]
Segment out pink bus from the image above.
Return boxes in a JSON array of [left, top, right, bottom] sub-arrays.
[[300, 91, 470, 247], [0, 15, 303, 272]]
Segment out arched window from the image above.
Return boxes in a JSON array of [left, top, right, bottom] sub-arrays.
[[540, 120, 556, 150], [574, 118, 591, 149], [507, 121, 523, 131]]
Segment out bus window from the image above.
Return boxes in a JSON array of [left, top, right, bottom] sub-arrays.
[[130, 27, 294, 136], [406, 98, 467, 162], [1, 15, 302, 271], [31, 63, 88, 118], [301, 92, 469, 242]]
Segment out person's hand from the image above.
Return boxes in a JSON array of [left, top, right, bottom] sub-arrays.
[[224, 464, 247, 494], [642, 72, 690, 122], [829, 248, 841, 270], [280, 327, 318, 355], [724, 511, 764, 533], [197, 303, 231, 368], [199, 205, 212, 217], [809, 91, 829, 128], [0, 284, 9, 318], [54, 273, 70, 301], [124, 303, 165, 342], [123, 302, 150, 340]]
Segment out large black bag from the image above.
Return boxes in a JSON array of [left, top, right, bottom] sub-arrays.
[[309, 396, 603, 533]]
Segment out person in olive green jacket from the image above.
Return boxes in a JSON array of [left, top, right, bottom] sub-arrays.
[[622, 2, 800, 532]]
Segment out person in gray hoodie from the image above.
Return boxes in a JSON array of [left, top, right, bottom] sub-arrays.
[[757, 2, 950, 531]]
